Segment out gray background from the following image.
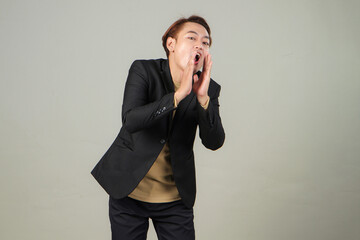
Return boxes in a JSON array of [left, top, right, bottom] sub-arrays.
[[1, 0, 359, 239]]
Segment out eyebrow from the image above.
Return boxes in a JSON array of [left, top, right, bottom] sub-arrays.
[[186, 31, 210, 40]]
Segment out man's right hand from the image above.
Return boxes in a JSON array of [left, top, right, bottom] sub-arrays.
[[174, 51, 198, 104]]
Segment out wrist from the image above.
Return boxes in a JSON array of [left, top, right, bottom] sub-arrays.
[[174, 91, 182, 104], [197, 95, 209, 106]]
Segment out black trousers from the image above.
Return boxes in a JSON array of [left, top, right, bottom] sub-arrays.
[[109, 196, 195, 240]]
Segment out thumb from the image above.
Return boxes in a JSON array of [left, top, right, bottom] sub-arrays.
[[193, 74, 199, 83]]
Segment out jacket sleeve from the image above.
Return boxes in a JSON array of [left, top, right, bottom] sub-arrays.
[[121, 60, 176, 133], [197, 83, 225, 150]]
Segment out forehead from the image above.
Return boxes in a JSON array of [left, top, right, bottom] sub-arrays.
[[178, 22, 209, 37]]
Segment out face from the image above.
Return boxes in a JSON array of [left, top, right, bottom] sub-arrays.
[[167, 22, 210, 73]]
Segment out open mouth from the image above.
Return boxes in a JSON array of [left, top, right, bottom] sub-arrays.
[[194, 53, 201, 64]]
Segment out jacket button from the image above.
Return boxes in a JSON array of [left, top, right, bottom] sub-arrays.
[[160, 139, 166, 144]]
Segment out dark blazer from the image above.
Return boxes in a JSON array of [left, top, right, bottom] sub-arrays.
[[91, 58, 225, 208]]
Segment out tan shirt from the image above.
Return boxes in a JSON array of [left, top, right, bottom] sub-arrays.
[[128, 80, 209, 202]]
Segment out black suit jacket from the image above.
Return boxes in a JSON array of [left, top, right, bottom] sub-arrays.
[[91, 58, 225, 208]]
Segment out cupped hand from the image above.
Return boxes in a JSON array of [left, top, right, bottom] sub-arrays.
[[174, 51, 198, 103], [193, 50, 212, 104]]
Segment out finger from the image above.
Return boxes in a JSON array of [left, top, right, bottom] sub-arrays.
[[205, 50, 211, 61], [187, 51, 197, 66], [182, 52, 198, 88], [206, 55, 212, 73], [185, 52, 197, 78], [204, 49, 210, 63], [202, 54, 207, 72], [207, 53, 211, 64], [185, 52, 197, 72]]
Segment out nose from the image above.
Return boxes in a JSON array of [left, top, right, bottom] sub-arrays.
[[194, 44, 203, 50]]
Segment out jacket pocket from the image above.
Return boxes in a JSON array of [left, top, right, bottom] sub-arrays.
[[114, 127, 134, 151]]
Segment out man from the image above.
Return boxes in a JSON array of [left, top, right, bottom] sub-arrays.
[[91, 15, 225, 240]]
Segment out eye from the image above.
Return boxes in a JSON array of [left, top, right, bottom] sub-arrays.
[[203, 42, 210, 46], [188, 37, 196, 40]]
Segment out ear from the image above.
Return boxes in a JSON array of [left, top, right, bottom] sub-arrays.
[[166, 37, 176, 53]]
